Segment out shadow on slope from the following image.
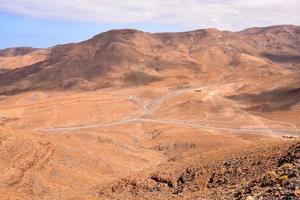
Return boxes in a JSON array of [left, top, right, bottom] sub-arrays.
[[227, 83, 300, 112], [262, 53, 300, 63]]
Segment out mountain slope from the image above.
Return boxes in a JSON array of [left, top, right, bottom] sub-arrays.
[[0, 25, 299, 96], [0, 25, 300, 200]]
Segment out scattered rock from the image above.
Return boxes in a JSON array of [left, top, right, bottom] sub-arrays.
[[245, 195, 254, 200]]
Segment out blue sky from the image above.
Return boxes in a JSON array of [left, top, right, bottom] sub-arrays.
[[0, 12, 180, 49], [0, 0, 299, 49]]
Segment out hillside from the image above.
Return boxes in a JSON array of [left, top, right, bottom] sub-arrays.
[[0, 25, 299, 95], [0, 25, 299, 199]]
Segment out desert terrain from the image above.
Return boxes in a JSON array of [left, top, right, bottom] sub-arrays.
[[0, 25, 299, 199]]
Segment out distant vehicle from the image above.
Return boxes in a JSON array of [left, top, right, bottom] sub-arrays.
[[282, 135, 297, 139]]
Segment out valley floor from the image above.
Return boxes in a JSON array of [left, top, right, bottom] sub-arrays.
[[0, 82, 299, 199]]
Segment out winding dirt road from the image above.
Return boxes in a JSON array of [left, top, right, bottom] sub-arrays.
[[42, 85, 300, 136], [43, 117, 300, 136]]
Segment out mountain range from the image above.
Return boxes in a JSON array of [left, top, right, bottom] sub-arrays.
[[0, 25, 299, 95], [0, 25, 299, 199]]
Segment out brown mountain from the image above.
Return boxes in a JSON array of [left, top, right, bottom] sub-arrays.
[[0, 47, 39, 57], [0, 25, 300, 200], [0, 25, 299, 95]]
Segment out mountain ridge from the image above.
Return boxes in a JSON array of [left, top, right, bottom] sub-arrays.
[[0, 25, 299, 95]]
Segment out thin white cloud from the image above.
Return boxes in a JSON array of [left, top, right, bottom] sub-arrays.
[[0, 0, 299, 30]]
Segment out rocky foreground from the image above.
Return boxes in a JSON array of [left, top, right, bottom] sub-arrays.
[[98, 141, 300, 199]]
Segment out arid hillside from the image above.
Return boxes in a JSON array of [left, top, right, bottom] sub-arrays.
[[0, 25, 299, 200], [0, 25, 299, 95]]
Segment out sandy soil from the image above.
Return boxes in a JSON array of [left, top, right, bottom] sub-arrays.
[[0, 81, 299, 199]]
